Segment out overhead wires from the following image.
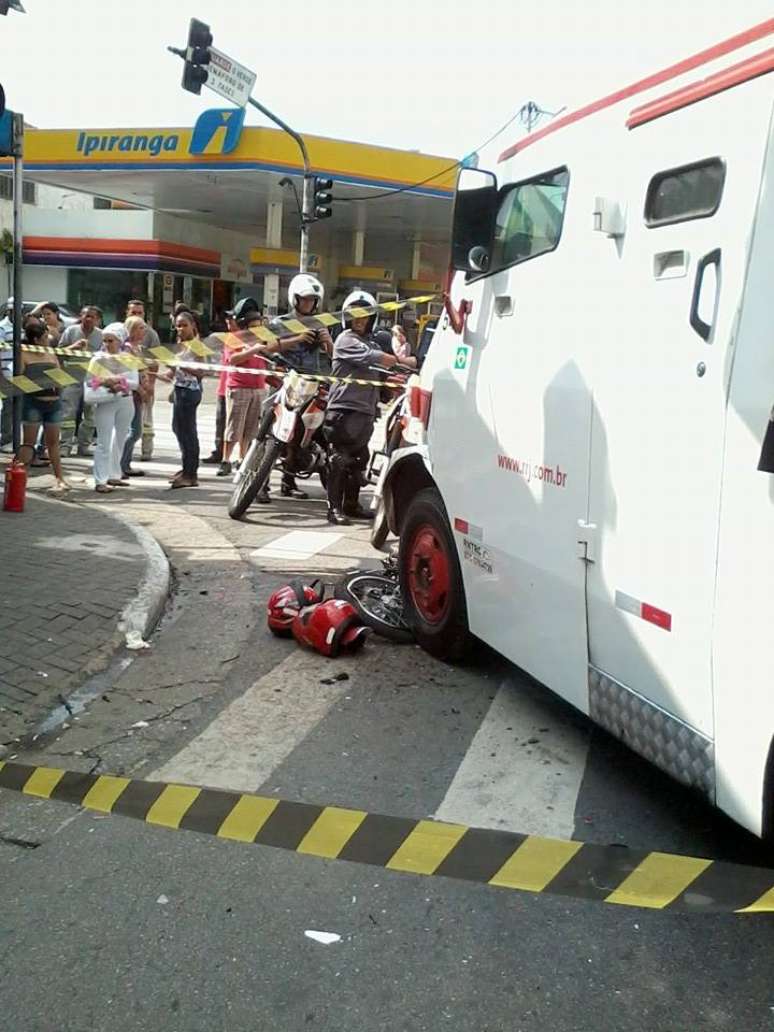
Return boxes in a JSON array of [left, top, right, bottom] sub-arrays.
[[333, 102, 563, 203]]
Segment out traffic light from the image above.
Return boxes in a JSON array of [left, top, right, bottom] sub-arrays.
[[313, 177, 333, 220], [182, 18, 212, 95]]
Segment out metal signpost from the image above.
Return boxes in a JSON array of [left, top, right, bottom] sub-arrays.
[[0, 107, 24, 452], [204, 50, 314, 272], [11, 113, 22, 452], [244, 95, 314, 273]]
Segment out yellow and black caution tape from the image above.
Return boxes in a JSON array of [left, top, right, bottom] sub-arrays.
[[12, 292, 439, 358], [0, 356, 403, 400], [1, 759, 773, 913], [1, 293, 435, 399]]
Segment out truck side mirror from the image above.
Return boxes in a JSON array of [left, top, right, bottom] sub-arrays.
[[451, 167, 498, 273]]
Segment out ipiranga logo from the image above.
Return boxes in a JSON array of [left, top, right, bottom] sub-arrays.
[[76, 131, 180, 158]]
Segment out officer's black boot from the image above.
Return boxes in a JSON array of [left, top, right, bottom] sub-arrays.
[[326, 458, 351, 526], [343, 475, 374, 521]]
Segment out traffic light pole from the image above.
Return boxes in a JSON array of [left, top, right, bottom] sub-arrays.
[[299, 173, 313, 274], [11, 112, 23, 453], [246, 96, 313, 273], [169, 22, 315, 273]]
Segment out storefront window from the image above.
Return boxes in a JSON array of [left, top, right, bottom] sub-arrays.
[[153, 274, 214, 341], [66, 268, 212, 338], [67, 269, 150, 325]]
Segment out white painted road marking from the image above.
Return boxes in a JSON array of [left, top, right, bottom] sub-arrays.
[[251, 531, 344, 562], [150, 651, 351, 792], [434, 678, 590, 838]]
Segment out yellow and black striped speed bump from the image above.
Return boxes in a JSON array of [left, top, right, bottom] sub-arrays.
[[2, 761, 773, 913]]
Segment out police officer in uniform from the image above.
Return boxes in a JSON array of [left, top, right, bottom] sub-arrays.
[[324, 290, 415, 526]]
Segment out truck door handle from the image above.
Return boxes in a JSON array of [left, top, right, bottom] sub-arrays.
[[689, 248, 721, 341], [653, 249, 688, 279]]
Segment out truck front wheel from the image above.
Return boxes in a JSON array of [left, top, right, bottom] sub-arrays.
[[398, 488, 472, 662]]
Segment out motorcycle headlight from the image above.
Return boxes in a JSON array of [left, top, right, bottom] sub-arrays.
[[285, 376, 317, 410]]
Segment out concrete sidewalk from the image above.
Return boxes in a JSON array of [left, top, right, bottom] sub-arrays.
[[0, 492, 169, 745]]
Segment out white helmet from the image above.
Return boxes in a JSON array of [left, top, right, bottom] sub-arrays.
[[288, 273, 324, 314], [341, 289, 377, 330]]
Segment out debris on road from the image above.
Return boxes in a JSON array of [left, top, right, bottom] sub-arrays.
[[304, 930, 341, 945], [320, 672, 350, 685], [125, 631, 151, 651]]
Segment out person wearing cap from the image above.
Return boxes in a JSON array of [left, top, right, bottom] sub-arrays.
[[86, 322, 138, 494]]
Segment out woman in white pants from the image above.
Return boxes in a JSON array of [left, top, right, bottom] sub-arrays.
[[85, 323, 138, 495]]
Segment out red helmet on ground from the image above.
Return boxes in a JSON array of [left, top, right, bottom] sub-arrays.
[[267, 579, 325, 636], [291, 599, 369, 657]]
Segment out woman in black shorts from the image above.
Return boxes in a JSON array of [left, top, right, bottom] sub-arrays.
[[19, 320, 70, 495]]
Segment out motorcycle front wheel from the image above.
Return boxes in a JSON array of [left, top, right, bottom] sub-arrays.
[[228, 436, 282, 520], [333, 573, 413, 644]]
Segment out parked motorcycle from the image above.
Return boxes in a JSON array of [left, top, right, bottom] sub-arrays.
[[228, 359, 329, 520]]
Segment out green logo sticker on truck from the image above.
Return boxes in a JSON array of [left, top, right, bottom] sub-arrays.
[[454, 346, 470, 370]]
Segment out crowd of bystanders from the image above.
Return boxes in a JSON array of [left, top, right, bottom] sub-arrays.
[[2, 298, 226, 496]]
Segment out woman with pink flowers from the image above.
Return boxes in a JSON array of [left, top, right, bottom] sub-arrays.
[[85, 322, 138, 494]]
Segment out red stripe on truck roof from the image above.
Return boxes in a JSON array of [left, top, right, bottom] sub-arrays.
[[627, 46, 774, 128], [498, 18, 774, 162]]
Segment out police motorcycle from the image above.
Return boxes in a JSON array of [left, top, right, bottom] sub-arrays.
[[227, 355, 330, 519]]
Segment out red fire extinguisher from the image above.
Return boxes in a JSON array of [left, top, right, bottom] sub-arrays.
[[3, 459, 27, 513]]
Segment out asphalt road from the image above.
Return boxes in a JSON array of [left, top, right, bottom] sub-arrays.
[[2, 393, 773, 1032]]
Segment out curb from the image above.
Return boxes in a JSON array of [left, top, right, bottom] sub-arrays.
[[107, 508, 171, 646], [1, 493, 171, 746]]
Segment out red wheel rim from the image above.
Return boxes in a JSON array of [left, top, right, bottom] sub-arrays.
[[406, 523, 451, 625]]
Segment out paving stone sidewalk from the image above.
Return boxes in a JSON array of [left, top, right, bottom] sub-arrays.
[[0, 494, 150, 744]]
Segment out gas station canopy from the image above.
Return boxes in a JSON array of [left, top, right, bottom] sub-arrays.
[[14, 121, 457, 241]]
